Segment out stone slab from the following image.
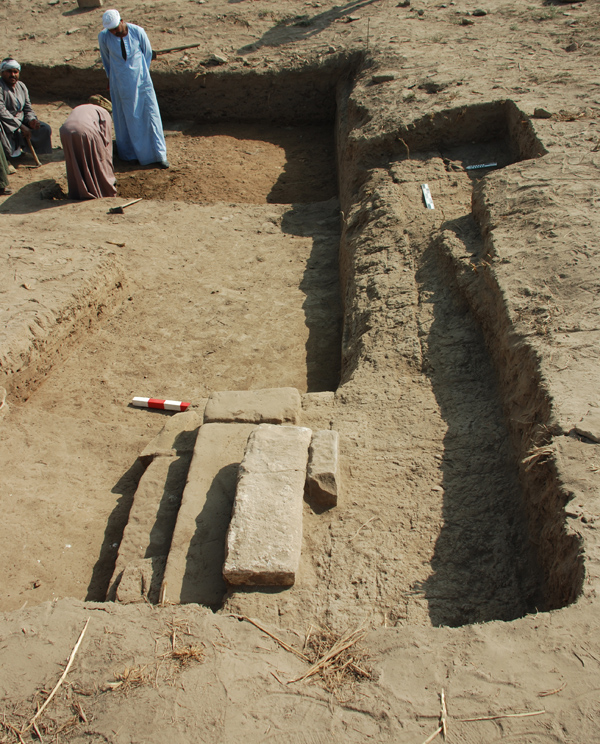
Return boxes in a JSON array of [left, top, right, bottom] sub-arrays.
[[138, 408, 204, 465], [306, 429, 340, 509], [203, 387, 301, 425], [223, 423, 312, 586], [161, 423, 255, 606], [574, 409, 600, 444], [115, 556, 166, 604], [300, 391, 335, 430], [108, 452, 191, 600]]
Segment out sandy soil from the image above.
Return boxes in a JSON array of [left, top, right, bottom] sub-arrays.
[[2, 0, 600, 741]]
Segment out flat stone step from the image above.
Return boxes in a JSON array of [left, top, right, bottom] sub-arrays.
[[161, 422, 255, 606], [223, 423, 312, 586], [203, 387, 302, 425], [306, 429, 340, 509], [115, 556, 166, 604], [138, 407, 204, 466], [108, 454, 192, 601], [108, 409, 201, 601]]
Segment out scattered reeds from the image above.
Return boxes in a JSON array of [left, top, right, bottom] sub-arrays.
[[103, 665, 149, 693], [298, 626, 372, 689], [165, 644, 205, 667]]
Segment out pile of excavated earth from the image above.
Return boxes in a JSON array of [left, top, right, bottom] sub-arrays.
[[1, 0, 600, 741]]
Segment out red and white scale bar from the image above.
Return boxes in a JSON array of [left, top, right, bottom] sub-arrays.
[[132, 397, 191, 412]]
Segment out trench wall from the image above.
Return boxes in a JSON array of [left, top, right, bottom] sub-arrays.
[[0, 255, 126, 402], [5, 58, 361, 403], [334, 69, 585, 614], [24, 54, 362, 124], [436, 227, 585, 610]]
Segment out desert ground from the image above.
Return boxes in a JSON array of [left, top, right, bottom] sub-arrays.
[[1, 0, 600, 741]]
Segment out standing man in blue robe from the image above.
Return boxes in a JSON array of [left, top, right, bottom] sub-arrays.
[[98, 9, 169, 168]]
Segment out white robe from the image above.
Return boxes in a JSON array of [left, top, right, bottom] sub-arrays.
[[98, 24, 167, 165]]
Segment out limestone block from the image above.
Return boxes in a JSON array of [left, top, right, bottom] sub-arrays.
[[300, 390, 335, 429], [306, 429, 340, 509], [372, 71, 397, 84], [223, 424, 312, 586], [116, 556, 166, 604], [107, 453, 190, 600], [203, 387, 301, 425], [574, 409, 600, 443], [138, 408, 203, 465], [161, 423, 255, 605]]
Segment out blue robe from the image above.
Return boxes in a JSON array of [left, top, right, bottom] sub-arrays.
[[98, 24, 167, 166]]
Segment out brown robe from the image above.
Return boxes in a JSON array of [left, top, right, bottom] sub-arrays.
[[59, 104, 116, 200]]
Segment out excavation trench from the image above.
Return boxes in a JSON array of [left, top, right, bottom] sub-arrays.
[[328, 95, 582, 626], [0, 64, 584, 625]]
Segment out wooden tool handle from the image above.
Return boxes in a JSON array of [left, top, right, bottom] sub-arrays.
[[23, 131, 42, 167], [120, 198, 143, 209], [154, 43, 201, 56]]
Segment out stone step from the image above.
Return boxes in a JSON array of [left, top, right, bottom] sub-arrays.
[[161, 422, 255, 606], [109, 393, 338, 606], [138, 407, 203, 466], [306, 429, 340, 509], [203, 387, 302, 425], [107, 409, 202, 602], [223, 423, 312, 586], [115, 556, 166, 604]]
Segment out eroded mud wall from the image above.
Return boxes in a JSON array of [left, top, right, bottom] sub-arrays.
[[25, 55, 361, 124]]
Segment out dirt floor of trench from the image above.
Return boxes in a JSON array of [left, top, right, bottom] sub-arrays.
[[0, 101, 344, 611], [115, 122, 337, 204]]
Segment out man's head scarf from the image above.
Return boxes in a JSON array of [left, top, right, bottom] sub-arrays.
[[1, 59, 21, 72], [102, 9, 121, 30]]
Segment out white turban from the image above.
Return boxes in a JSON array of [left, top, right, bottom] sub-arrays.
[[102, 9, 121, 30], [1, 59, 20, 72]]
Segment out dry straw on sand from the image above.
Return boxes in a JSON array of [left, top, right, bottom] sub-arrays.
[[0, 615, 207, 742], [233, 615, 372, 696], [103, 665, 150, 693]]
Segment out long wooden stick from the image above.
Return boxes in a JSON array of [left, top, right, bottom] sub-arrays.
[[118, 198, 143, 210], [440, 688, 448, 738], [458, 709, 546, 722], [23, 134, 42, 167], [154, 43, 201, 56], [26, 618, 90, 729], [230, 614, 309, 661], [420, 726, 442, 744]]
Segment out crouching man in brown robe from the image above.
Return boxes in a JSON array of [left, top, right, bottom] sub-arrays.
[[59, 104, 117, 200]]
